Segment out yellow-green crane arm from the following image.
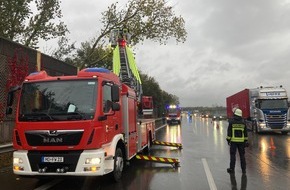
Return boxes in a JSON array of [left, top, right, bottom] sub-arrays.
[[126, 46, 142, 84], [112, 45, 121, 76]]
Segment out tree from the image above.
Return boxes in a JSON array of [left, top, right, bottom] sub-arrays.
[[0, 0, 68, 48], [51, 36, 76, 62], [74, 0, 187, 69], [66, 40, 113, 69]]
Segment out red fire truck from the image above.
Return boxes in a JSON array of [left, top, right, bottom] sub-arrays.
[[165, 104, 181, 124], [7, 68, 155, 181], [6, 28, 156, 181]]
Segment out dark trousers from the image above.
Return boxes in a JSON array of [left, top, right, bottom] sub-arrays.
[[230, 143, 246, 170]]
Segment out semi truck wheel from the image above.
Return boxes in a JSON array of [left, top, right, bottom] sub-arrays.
[[111, 147, 124, 182]]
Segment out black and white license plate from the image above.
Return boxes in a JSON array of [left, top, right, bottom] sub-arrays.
[[41, 156, 64, 163]]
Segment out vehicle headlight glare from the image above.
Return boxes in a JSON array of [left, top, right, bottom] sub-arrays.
[[13, 157, 23, 164], [85, 158, 101, 165]]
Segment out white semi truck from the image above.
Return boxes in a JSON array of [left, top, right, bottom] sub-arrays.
[[226, 86, 290, 135]]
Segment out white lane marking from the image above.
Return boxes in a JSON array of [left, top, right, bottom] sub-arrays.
[[192, 127, 197, 134], [34, 179, 62, 190], [202, 158, 217, 190]]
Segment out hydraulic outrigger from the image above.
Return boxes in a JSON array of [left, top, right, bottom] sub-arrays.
[[136, 140, 182, 167], [152, 140, 183, 149], [136, 154, 180, 168]]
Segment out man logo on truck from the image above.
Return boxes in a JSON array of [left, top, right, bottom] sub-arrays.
[[48, 130, 58, 136], [43, 137, 63, 143]]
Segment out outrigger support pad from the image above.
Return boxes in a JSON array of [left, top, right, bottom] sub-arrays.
[[173, 162, 181, 168], [152, 140, 183, 149], [136, 155, 180, 167]]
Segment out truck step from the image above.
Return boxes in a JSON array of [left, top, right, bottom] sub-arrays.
[[136, 155, 180, 167], [152, 140, 183, 149]]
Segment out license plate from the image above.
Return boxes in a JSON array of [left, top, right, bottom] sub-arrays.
[[41, 157, 64, 163]]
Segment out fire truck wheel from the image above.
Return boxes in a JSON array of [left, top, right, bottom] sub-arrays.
[[112, 147, 124, 182]]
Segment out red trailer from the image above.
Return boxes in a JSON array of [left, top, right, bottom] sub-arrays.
[[226, 89, 250, 119]]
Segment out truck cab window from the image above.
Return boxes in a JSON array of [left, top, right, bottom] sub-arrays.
[[19, 80, 97, 121], [103, 85, 112, 113]]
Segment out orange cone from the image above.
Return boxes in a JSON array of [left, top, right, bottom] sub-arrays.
[[269, 137, 276, 149]]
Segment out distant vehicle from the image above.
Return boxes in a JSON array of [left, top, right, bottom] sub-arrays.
[[226, 86, 290, 135], [212, 115, 222, 121], [165, 104, 181, 124], [212, 114, 226, 121]]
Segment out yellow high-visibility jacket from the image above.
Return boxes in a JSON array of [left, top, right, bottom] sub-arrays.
[[226, 117, 248, 143]]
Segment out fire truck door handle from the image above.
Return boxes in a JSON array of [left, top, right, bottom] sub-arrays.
[[106, 125, 117, 132], [106, 125, 113, 132]]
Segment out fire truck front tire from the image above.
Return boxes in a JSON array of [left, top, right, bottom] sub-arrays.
[[111, 147, 124, 182]]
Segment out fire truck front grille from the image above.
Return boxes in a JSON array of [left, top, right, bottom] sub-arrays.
[[265, 114, 287, 129], [25, 130, 84, 146]]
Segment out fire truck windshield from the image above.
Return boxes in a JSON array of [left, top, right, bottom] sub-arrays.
[[168, 108, 179, 113], [258, 99, 288, 110], [19, 80, 97, 121]]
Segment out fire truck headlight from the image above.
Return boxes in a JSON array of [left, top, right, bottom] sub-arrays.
[[13, 157, 23, 164], [85, 158, 101, 165]]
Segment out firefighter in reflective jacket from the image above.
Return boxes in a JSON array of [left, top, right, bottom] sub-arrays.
[[226, 108, 249, 174]]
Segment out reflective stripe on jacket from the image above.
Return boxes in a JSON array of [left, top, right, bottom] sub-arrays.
[[226, 116, 248, 143]]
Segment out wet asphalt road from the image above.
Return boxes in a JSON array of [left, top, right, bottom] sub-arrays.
[[1, 116, 290, 190]]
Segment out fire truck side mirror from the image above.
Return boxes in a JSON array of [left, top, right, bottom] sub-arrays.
[[6, 86, 21, 115], [7, 91, 14, 107], [112, 102, 120, 111], [111, 85, 120, 102]]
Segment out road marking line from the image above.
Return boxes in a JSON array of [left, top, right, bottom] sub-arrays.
[[202, 158, 217, 190], [34, 179, 62, 190], [192, 127, 197, 134]]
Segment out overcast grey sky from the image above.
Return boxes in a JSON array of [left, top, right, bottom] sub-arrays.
[[41, 0, 290, 107]]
